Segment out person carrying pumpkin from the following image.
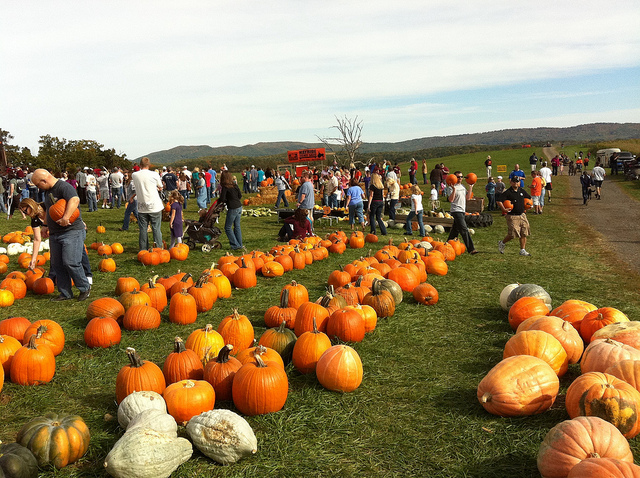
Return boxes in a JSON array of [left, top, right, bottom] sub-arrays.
[[446, 172, 478, 255], [30, 169, 92, 301], [497, 176, 532, 256]]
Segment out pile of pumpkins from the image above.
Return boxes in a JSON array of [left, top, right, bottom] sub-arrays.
[[477, 282, 640, 477]]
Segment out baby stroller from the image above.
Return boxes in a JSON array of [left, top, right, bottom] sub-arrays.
[[183, 201, 225, 252]]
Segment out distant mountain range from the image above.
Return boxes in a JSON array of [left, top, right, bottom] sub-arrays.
[[137, 123, 640, 164]]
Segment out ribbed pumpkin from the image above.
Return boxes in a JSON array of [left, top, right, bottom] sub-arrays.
[[326, 308, 365, 343], [327, 266, 351, 289], [503, 330, 569, 377], [1, 277, 27, 299], [203, 345, 242, 401], [581, 339, 640, 374], [169, 290, 198, 325], [387, 267, 419, 292], [316, 345, 363, 392], [233, 258, 257, 289], [140, 276, 168, 312], [10, 335, 56, 386], [115, 347, 166, 404], [85, 297, 125, 323], [565, 371, 640, 438], [0, 334, 22, 376], [32, 276, 55, 295], [164, 379, 215, 425], [0, 441, 38, 476], [294, 302, 331, 337], [549, 299, 597, 326], [507, 296, 551, 331], [115, 277, 140, 296], [262, 260, 285, 278], [281, 281, 309, 309], [23, 320, 65, 356], [506, 283, 552, 310], [580, 307, 630, 343], [236, 345, 285, 369], [163, 337, 204, 384], [123, 304, 161, 331], [0, 316, 31, 341], [169, 272, 194, 297], [477, 355, 559, 417], [567, 458, 640, 478], [412, 282, 439, 306], [537, 417, 633, 478], [119, 288, 150, 311], [264, 289, 297, 329], [606, 360, 640, 393], [185, 324, 225, 364], [362, 287, 395, 318], [84, 317, 122, 349], [291, 318, 332, 374], [516, 315, 583, 365], [232, 354, 288, 416], [257, 321, 297, 364], [593, 321, 640, 350], [16, 413, 90, 469], [217, 309, 255, 355], [209, 273, 232, 299], [188, 275, 218, 313], [316, 286, 348, 315]]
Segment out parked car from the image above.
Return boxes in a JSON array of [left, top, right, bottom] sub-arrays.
[[615, 151, 636, 169]]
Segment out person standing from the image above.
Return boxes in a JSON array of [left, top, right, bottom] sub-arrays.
[[404, 184, 427, 238], [208, 166, 217, 199], [580, 171, 593, 205], [75, 167, 87, 204], [110, 167, 124, 209], [177, 172, 189, 210], [194, 167, 207, 209], [591, 161, 606, 199], [485, 177, 496, 211], [30, 168, 92, 301], [203, 167, 212, 204], [446, 172, 477, 254], [274, 171, 290, 209], [97, 170, 110, 208], [325, 169, 338, 208], [485, 155, 492, 178], [118, 171, 138, 231], [422, 159, 428, 185], [130, 157, 164, 251], [85, 170, 98, 212], [296, 171, 315, 228], [219, 170, 244, 250], [345, 176, 366, 231], [529, 152, 538, 172], [429, 164, 443, 197], [168, 190, 184, 248], [367, 172, 387, 236], [529, 170, 542, 215], [162, 167, 178, 194], [408, 158, 418, 185], [509, 164, 526, 188], [538, 161, 553, 205], [386, 170, 400, 221], [497, 176, 532, 256], [249, 165, 258, 193]]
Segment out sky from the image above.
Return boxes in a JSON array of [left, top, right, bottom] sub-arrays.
[[2, 0, 640, 159]]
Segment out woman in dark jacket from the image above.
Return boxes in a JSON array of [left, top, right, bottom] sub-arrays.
[[218, 171, 244, 250]]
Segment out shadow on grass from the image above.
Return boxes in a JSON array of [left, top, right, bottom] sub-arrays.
[[462, 454, 539, 478]]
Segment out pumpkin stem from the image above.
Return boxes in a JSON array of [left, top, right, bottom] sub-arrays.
[[26, 333, 39, 349], [480, 392, 492, 403], [311, 317, 319, 334], [35, 324, 48, 339], [280, 288, 290, 308], [125, 347, 144, 368], [277, 320, 288, 333], [180, 272, 192, 283], [216, 344, 233, 363], [254, 353, 267, 368], [173, 337, 187, 354]]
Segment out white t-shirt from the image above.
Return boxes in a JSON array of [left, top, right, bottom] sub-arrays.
[[450, 183, 466, 213], [410, 193, 424, 212], [110, 171, 124, 188], [430, 188, 438, 201], [132, 169, 164, 213], [592, 166, 606, 181], [539, 167, 552, 184]]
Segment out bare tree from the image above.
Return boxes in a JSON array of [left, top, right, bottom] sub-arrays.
[[317, 115, 363, 166]]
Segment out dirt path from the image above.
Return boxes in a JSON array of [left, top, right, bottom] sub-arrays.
[[542, 147, 640, 276]]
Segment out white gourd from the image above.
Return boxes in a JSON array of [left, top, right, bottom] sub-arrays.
[[126, 409, 177, 437], [424, 224, 433, 233], [117, 391, 167, 428], [104, 428, 192, 478], [186, 410, 257, 465], [434, 225, 445, 233], [500, 283, 520, 311]]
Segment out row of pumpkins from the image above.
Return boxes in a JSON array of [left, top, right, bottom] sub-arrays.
[[477, 282, 640, 477]]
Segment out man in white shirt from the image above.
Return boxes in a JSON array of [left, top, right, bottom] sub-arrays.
[[591, 161, 606, 200], [131, 157, 164, 251], [538, 161, 553, 205], [110, 167, 125, 208], [85, 171, 98, 212]]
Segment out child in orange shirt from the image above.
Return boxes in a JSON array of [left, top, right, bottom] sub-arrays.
[[529, 171, 542, 214]]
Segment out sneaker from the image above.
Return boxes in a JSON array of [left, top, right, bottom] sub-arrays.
[[77, 288, 91, 301], [498, 240, 505, 254], [51, 294, 73, 301], [519, 249, 531, 256]]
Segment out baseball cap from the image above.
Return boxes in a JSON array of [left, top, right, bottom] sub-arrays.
[[497, 176, 502, 179]]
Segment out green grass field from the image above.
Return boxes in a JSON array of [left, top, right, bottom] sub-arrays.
[[1, 147, 640, 477]]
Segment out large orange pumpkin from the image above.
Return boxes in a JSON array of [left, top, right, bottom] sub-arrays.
[[580, 307, 630, 343], [231, 354, 288, 416], [115, 347, 166, 404], [507, 296, 550, 331], [503, 330, 569, 377], [217, 308, 255, 355], [516, 315, 583, 364], [203, 344, 242, 401], [581, 339, 640, 374], [477, 355, 559, 417], [567, 458, 640, 478], [315, 345, 363, 392]]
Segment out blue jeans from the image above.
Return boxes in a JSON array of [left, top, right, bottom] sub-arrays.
[[348, 201, 364, 225], [179, 189, 188, 210], [87, 190, 98, 211], [275, 189, 289, 208], [447, 211, 475, 252], [328, 195, 338, 209], [487, 193, 496, 211], [137, 211, 163, 251], [0, 193, 6, 213], [224, 207, 243, 249], [369, 200, 387, 235], [405, 210, 425, 237], [49, 229, 90, 298], [389, 199, 398, 220], [112, 186, 123, 208], [121, 200, 138, 230]]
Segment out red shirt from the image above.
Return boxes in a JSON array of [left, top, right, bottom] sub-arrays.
[[284, 216, 312, 239]]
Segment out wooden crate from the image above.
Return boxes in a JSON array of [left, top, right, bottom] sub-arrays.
[[467, 197, 484, 213], [395, 214, 454, 229]]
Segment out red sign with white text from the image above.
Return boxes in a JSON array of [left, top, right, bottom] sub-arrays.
[[287, 148, 326, 163]]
